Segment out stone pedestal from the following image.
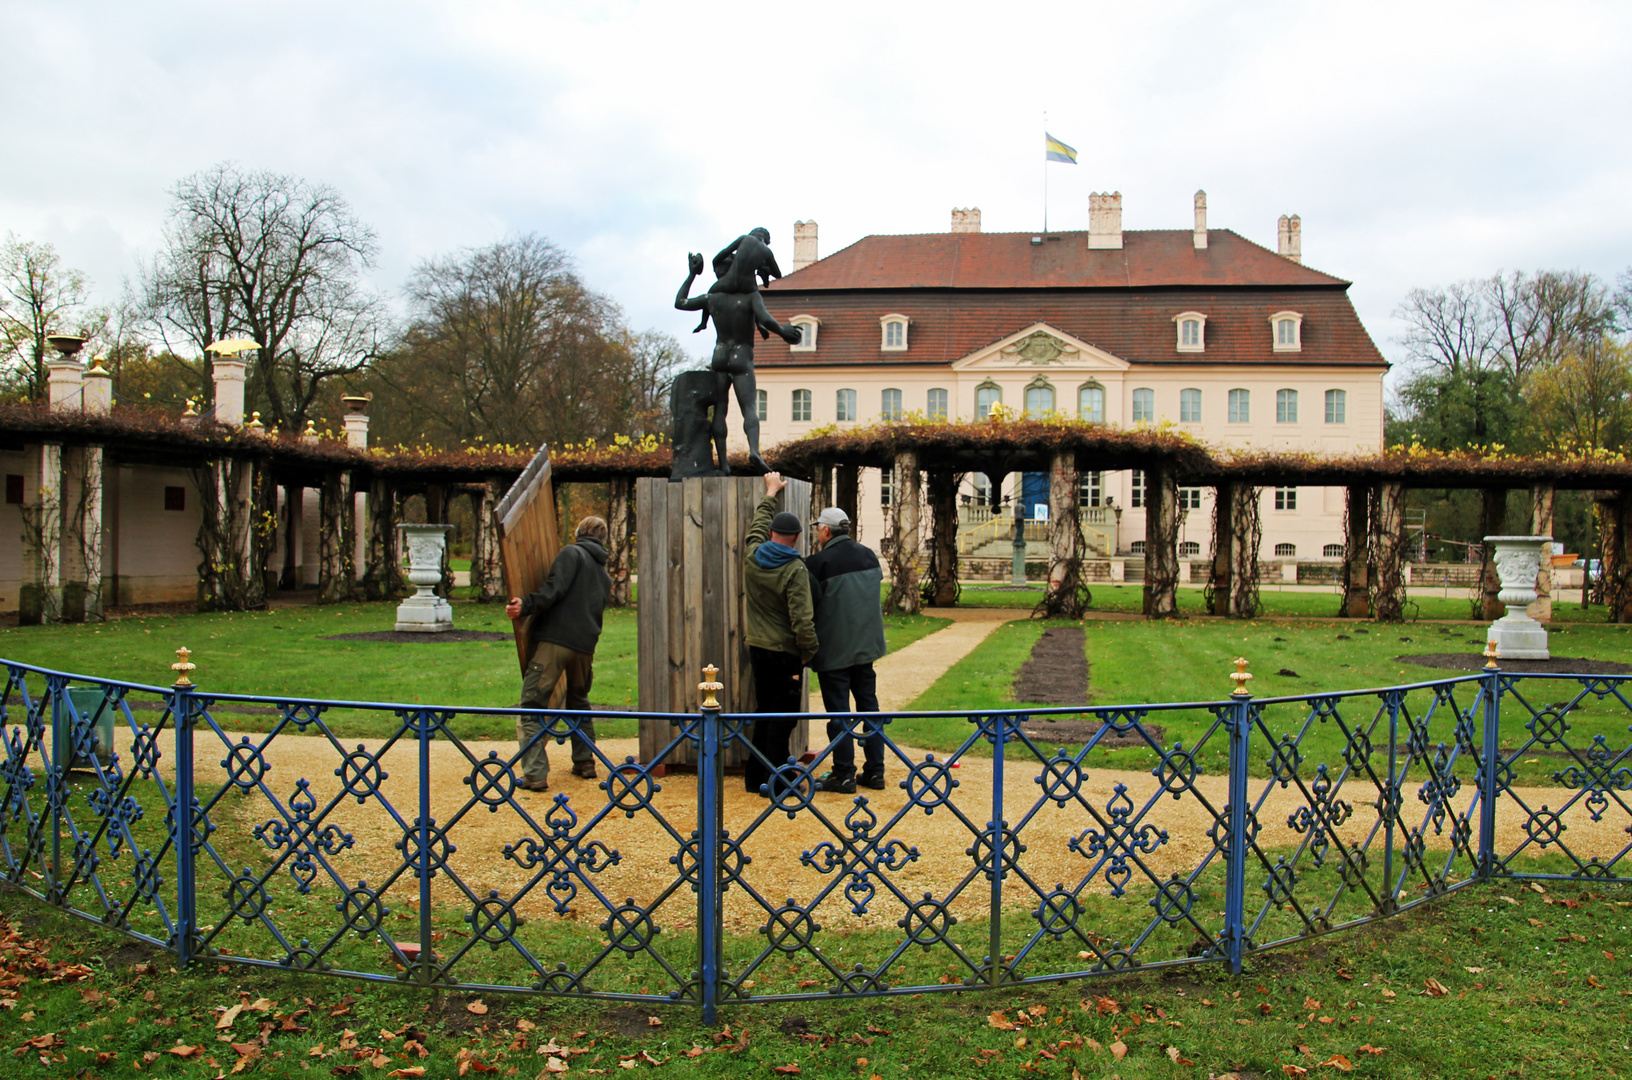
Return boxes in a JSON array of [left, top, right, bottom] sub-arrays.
[[395, 524, 454, 632], [1484, 534, 1551, 660]]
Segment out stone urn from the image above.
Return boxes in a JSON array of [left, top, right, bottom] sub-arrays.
[[396, 524, 454, 633], [1484, 535, 1551, 660]]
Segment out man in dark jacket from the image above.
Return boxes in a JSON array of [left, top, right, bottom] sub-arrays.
[[743, 472, 818, 797], [505, 516, 613, 791], [805, 507, 888, 794]]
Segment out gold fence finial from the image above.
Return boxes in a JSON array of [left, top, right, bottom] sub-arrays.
[[699, 664, 723, 710], [171, 646, 197, 687], [1230, 656, 1253, 698], [1484, 639, 1500, 670]]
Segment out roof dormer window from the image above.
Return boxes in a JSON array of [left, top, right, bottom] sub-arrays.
[[880, 314, 909, 352], [1271, 311, 1303, 352], [790, 315, 819, 352], [1174, 311, 1206, 353]]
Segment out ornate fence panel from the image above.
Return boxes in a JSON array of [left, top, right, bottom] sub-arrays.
[[3, 656, 1630, 1025]]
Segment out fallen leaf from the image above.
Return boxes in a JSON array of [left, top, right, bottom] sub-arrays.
[[1528, 918, 1544, 927], [647, 1016, 663, 1027], [248, 998, 274, 1012], [466, 1000, 488, 1015], [1283, 1067, 1309, 1077], [772, 1066, 802, 1076], [1095, 996, 1121, 1015], [1588, 976, 1606, 988], [1318, 1016, 1335, 1024], [1166, 1045, 1194, 1065], [516, 1019, 537, 1033], [1422, 978, 1449, 998], [988, 1011, 1016, 1030], [216, 1003, 244, 1030], [1380, 989, 1397, 999], [1464, 966, 1485, 974], [542, 1057, 568, 1073], [166, 1045, 203, 1058], [387, 1070, 427, 1079], [1319, 1053, 1354, 1071], [1110, 1040, 1128, 1060], [1303, 997, 1321, 1010], [1357, 1044, 1386, 1055]]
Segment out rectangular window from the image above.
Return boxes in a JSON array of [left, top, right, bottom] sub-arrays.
[[1078, 471, 1102, 508], [881, 388, 903, 421], [755, 389, 768, 422], [164, 486, 186, 512], [1131, 387, 1155, 423], [1228, 388, 1250, 423], [1325, 389, 1347, 424], [1275, 486, 1297, 511], [1179, 486, 1202, 511], [836, 389, 857, 422], [1024, 385, 1055, 417], [976, 385, 1000, 420], [927, 387, 948, 420], [1078, 385, 1105, 423], [1276, 388, 1299, 423], [880, 469, 892, 507], [4, 474, 21, 505], [1130, 470, 1145, 509], [1181, 319, 1200, 347], [792, 389, 811, 422], [1180, 388, 1201, 423], [1278, 320, 1297, 346]]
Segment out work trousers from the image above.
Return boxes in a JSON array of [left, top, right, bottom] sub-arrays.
[[745, 645, 804, 796], [816, 662, 883, 780], [516, 640, 598, 785]]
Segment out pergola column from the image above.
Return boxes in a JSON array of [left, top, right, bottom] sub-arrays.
[[1479, 488, 1508, 620], [316, 467, 348, 603], [278, 483, 301, 590], [360, 476, 403, 601], [607, 475, 633, 607], [1039, 449, 1086, 617], [809, 459, 832, 517], [1529, 483, 1555, 624], [1228, 484, 1263, 618], [59, 444, 105, 622], [1209, 483, 1233, 617], [1142, 465, 1180, 618], [471, 478, 506, 603], [836, 464, 860, 541], [1341, 485, 1372, 618], [884, 450, 922, 614], [1601, 492, 1632, 624], [925, 470, 960, 606], [426, 483, 453, 599], [1373, 482, 1408, 623], [20, 443, 64, 624], [195, 455, 269, 613]]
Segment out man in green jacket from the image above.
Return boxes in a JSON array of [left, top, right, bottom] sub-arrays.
[[743, 472, 818, 797]]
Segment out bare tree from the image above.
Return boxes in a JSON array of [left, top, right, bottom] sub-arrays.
[[140, 164, 386, 429], [1488, 269, 1616, 388], [1394, 280, 1501, 379], [0, 235, 94, 401]]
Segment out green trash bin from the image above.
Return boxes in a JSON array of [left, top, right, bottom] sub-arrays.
[[58, 686, 117, 771]]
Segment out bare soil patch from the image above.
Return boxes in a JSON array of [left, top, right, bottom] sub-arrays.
[[1012, 626, 1088, 705], [1399, 653, 1632, 675], [1015, 716, 1167, 749]]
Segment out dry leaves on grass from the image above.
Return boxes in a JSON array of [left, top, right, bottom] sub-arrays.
[[466, 999, 489, 1015], [1422, 978, 1450, 998], [1320, 1053, 1355, 1071]]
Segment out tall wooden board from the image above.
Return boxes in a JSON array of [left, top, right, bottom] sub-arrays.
[[494, 444, 565, 706]]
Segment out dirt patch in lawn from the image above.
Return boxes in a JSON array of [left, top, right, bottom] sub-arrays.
[[1012, 626, 1088, 706], [1015, 716, 1167, 750], [323, 630, 514, 643], [1399, 654, 1632, 675]]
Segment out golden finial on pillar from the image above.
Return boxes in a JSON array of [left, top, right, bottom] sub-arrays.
[[171, 646, 197, 687], [1229, 656, 1253, 697], [698, 663, 723, 710], [1484, 639, 1500, 670]]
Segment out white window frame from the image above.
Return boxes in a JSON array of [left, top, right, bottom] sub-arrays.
[[1078, 383, 1106, 423], [755, 388, 768, 422], [1323, 543, 1345, 558], [1270, 311, 1303, 353], [975, 382, 1001, 420], [1228, 388, 1250, 424], [790, 315, 819, 352], [1178, 486, 1203, 511], [1325, 388, 1347, 424], [1274, 543, 1297, 557], [1179, 387, 1202, 424], [1276, 388, 1299, 424], [1274, 486, 1297, 511], [1024, 380, 1055, 418], [1173, 311, 1207, 353], [927, 387, 948, 421], [836, 388, 857, 422], [1131, 469, 1146, 509], [880, 313, 909, 352], [881, 388, 903, 421], [1131, 387, 1155, 423], [1079, 470, 1103, 508], [791, 388, 812, 422]]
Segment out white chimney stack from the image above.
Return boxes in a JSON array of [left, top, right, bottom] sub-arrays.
[[1088, 192, 1123, 250], [211, 356, 247, 426], [1193, 190, 1208, 250], [950, 207, 982, 233], [792, 220, 819, 272], [1277, 214, 1302, 264]]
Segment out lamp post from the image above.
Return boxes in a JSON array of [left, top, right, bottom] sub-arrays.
[[1011, 494, 1026, 586]]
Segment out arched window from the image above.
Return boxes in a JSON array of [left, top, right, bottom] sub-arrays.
[[1173, 311, 1207, 352], [1131, 540, 1147, 554], [1276, 389, 1299, 423], [927, 388, 948, 420], [790, 316, 819, 352], [755, 389, 768, 421], [880, 314, 909, 351], [1024, 381, 1055, 417], [881, 388, 903, 421], [1270, 311, 1303, 352], [1078, 383, 1105, 423], [1228, 389, 1250, 423], [1323, 543, 1345, 558], [976, 382, 1002, 420], [1132, 387, 1155, 423], [1180, 541, 1201, 556], [836, 389, 857, 422], [1325, 389, 1347, 424], [1180, 387, 1202, 423], [791, 389, 811, 422], [1274, 543, 1297, 557]]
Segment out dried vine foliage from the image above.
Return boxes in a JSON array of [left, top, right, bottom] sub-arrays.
[[193, 455, 272, 612], [1229, 484, 1262, 619], [921, 470, 962, 607], [1034, 451, 1088, 619], [1371, 483, 1408, 623], [1600, 494, 1632, 623]]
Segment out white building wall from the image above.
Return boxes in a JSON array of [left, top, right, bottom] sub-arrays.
[[111, 465, 203, 605], [0, 448, 38, 611]]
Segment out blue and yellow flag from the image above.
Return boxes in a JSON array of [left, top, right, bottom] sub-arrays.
[[1045, 133, 1077, 164]]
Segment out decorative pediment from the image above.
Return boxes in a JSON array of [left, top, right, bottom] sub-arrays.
[[952, 323, 1129, 371]]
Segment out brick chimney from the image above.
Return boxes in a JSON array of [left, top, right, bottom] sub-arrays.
[[1088, 192, 1123, 250], [950, 207, 982, 233], [1193, 190, 1208, 250], [1277, 214, 1302, 264], [792, 220, 819, 271]]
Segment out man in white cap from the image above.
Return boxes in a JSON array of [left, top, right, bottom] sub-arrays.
[[805, 505, 888, 793]]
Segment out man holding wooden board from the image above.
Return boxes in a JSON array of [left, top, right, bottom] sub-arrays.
[[505, 516, 613, 791]]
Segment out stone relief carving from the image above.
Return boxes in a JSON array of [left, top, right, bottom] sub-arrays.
[[1001, 331, 1079, 365]]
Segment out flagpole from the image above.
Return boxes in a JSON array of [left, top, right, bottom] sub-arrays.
[[1042, 112, 1048, 234]]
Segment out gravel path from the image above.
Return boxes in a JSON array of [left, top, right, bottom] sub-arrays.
[[872, 607, 1014, 711]]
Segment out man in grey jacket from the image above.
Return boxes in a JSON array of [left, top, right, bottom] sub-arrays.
[[805, 507, 888, 794], [505, 516, 612, 791]]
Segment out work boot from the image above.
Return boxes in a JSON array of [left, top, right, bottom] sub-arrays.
[[816, 771, 856, 794], [572, 763, 598, 780], [858, 771, 886, 791]]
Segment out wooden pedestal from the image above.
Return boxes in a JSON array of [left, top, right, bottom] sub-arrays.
[[635, 476, 813, 767]]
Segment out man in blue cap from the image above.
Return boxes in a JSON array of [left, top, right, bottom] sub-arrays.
[[805, 506, 888, 793], [742, 472, 818, 797]]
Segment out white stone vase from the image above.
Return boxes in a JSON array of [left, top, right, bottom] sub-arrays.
[[395, 524, 454, 633], [1484, 535, 1550, 660]]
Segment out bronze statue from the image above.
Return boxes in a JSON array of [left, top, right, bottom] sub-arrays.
[[673, 228, 801, 476]]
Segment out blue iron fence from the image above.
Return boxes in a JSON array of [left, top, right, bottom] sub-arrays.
[[2, 653, 1628, 1024]]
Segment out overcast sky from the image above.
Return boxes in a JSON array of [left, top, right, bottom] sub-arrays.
[[4, 0, 1629, 377]]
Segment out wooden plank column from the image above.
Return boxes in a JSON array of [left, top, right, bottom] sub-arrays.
[[1039, 449, 1085, 617], [1529, 483, 1555, 623], [1209, 483, 1234, 617], [1479, 488, 1508, 619], [636, 476, 812, 768], [607, 476, 633, 607], [1341, 485, 1372, 618], [1142, 465, 1180, 618], [1228, 483, 1262, 619], [885, 451, 922, 614], [1373, 482, 1408, 623], [925, 470, 960, 606]]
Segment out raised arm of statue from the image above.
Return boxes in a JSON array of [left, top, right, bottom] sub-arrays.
[[675, 253, 709, 312], [751, 291, 802, 345]]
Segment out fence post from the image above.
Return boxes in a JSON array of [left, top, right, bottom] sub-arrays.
[[170, 647, 198, 966], [47, 674, 65, 907], [697, 665, 725, 1025], [417, 708, 435, 985], [1381, 688, 1402, 915], [988, 713, 1005, 987], [1478, 640, 1502, 879], [1222, 658, 1254, 975]]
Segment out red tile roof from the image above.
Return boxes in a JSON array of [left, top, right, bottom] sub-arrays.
[[766, 228, 1349, 290]]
